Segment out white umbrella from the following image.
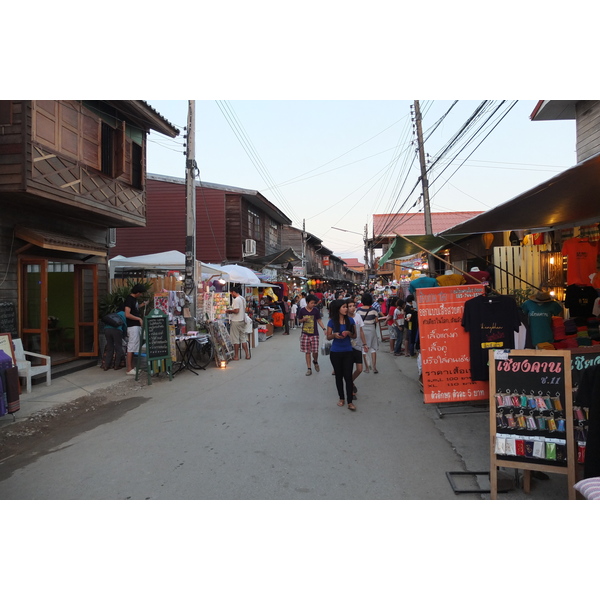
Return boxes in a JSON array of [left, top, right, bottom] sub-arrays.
[[206, 264, 261, 285]]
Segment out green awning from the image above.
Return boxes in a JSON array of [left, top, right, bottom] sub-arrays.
[[378, 233, 468, 267]]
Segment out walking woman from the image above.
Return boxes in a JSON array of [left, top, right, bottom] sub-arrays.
[[355, 292, 384, 373], [327, 299, 357, 411]]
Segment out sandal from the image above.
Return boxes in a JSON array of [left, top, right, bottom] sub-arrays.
[[373, 369, 379, 374], [337, 399, 345, 407], [347, 403, 357, 411], [313, 360, 320, 372], [305, 368, 312, 376]]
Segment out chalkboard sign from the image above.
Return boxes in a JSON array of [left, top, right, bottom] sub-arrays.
[[137, 309, 173, 385], [488, 349, 576, 499], [570, 348, 600, 391], [146, 315, 170, 360], [0, 301, 18, 338]]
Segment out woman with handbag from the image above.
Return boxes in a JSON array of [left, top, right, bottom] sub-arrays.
[[327, 299, 357, 411], [355, 292, 383, 373]]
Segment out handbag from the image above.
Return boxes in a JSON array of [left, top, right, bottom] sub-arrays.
[[321, 338, 332, 355]]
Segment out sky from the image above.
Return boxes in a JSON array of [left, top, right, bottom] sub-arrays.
[[146, 99, 577, 261]]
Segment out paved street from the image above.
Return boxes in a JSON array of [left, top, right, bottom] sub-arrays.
[[0, 325, 572, 500], [0, 325, 467, 500]]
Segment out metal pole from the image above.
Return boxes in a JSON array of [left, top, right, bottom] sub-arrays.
[[414, 100, 432, 236], [184, 100, 197, 324]]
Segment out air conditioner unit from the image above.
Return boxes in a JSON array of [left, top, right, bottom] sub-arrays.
[[244, 239, 257, 256]]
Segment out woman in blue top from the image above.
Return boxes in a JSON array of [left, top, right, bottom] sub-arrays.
[[327, 299, 357, 411]]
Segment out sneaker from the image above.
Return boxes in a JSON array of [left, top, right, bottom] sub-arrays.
[[313, 362, 320, 372], [126, 369, 136, 375], [306, 368, 312, 376]]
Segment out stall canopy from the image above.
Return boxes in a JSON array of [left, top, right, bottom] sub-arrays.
[[252, 247, 302, 266], [109, 251, 228, 280], [438, 152, 600, 236], [378, 233, 468, 267]]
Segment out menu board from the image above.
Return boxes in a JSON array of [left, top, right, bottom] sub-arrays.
[[146, 316, 169, 360], [0, 301, 18, 338], [488, 349, 575, 499], [417, 285, 488, 404], [138, 309, 173, 384]]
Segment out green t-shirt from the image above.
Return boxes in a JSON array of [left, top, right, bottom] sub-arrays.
[[521, 299, 562, 347]]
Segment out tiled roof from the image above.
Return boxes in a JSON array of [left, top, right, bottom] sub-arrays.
[[373, 212, 483, 237], [341, 257, 365, 268]]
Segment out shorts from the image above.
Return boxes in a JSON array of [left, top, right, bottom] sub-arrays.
[[389, 325, 397, 340], [230, 320, 248, 344], [352, 349, 363, 364], [300, 333, 319, 354], [127, 326, 142, 353]]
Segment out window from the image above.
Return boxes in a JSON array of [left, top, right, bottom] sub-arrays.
[[268, 219, 279, 247], [0, 101, 12, 125], [248, 209, 260, 239]]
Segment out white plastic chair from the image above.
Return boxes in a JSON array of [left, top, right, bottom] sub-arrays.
[[12, 338, 51, 393]]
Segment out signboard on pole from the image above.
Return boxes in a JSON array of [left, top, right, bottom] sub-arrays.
[[417, 285, 488, 404]]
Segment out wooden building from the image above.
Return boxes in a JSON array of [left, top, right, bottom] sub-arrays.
[[111, 174, 293, 265], [0, 100, 178, 365]]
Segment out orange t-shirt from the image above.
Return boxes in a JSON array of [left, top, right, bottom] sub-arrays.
[[561, 237, 599, 286]]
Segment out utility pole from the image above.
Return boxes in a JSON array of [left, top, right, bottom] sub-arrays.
[[414, 100, 432, 236], [302, 219, 306, 288], [363, 223, 369, 287], [184, 100, 197, 325]]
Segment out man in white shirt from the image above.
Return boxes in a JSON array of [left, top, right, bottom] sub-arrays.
[[226, 285, 250, 360]]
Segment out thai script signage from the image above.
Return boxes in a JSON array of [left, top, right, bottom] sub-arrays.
[[417, 285, 488, 404]]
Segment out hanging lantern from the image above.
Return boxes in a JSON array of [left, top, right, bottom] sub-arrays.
[[482, 232, 494, 250]]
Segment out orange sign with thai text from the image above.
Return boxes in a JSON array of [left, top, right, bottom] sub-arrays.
[[416, 285, 489, 404]]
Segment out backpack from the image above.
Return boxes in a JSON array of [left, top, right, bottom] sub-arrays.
[[102, 312, 123, 327]]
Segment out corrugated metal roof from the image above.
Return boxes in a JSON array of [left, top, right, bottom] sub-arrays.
[[439, 152, 600, 235], [373, 211, 483, 237]]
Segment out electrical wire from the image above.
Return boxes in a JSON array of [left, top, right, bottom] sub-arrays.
[[215, 100, 301, 224]]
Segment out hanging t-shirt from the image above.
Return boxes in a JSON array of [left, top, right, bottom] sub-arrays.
[[565, 284, 598, 319], [561, 237, 599, 286], [409, 276, 439, 295], [436, 273, 466, 286], [461, 295, 521, 381], [521, 299, 563, 347], [465, 270, 491, 285], [298, 306, 321, 337]]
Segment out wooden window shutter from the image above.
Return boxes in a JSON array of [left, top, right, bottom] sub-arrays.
[[81, 110, 101, 170], [33, 100, 58, 149], [114, 120, 126, 178]]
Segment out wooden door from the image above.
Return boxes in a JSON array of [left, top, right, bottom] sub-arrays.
[[19, 258, 48, 355], [74, 264, 98, 356]]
